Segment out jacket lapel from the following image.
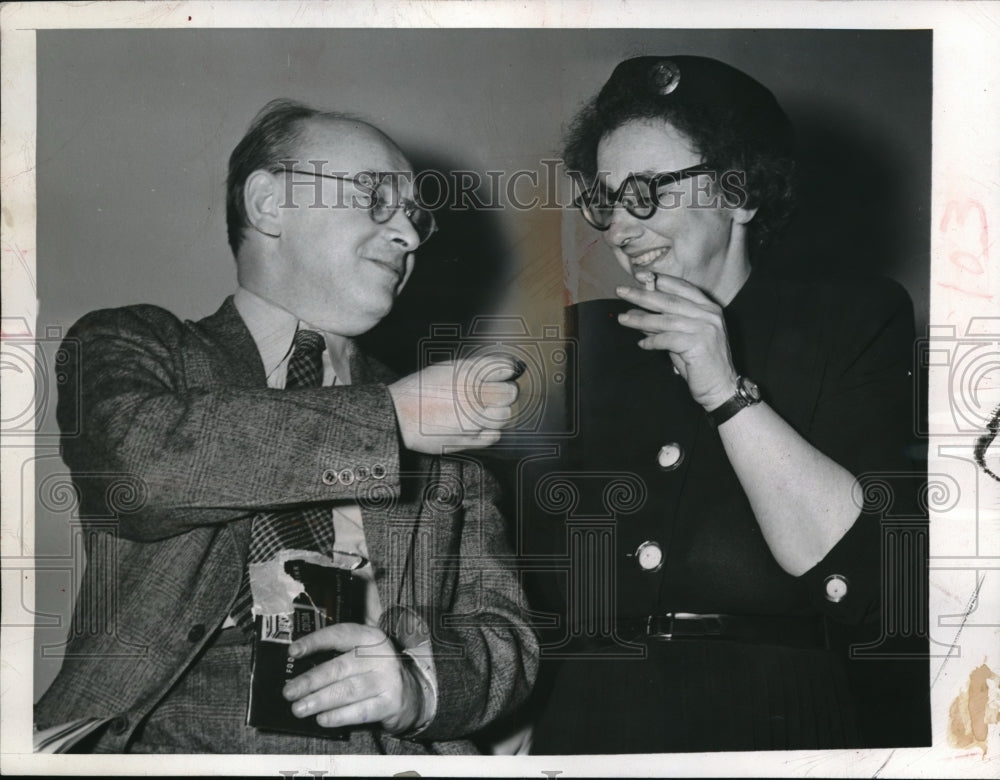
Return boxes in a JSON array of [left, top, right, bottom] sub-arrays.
[[194, 296, 266, 566], [196, 296, 268, 388], [348, 344, 431, 612]]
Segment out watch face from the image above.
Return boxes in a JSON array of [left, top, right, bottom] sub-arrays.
[[739, 377, 761, 402], [635, 541, 664, 572]]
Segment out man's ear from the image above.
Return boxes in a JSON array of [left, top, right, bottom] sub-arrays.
[[244, 170, 282, 237]]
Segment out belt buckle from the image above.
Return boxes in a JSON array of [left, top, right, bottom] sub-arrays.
[[645, 613, 675, 640], [644, 612, 726, 640], [675, 612, 724, 637]]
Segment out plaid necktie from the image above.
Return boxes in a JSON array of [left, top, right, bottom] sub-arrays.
[[232, 329, 334, 633]]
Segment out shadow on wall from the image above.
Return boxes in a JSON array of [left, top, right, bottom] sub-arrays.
[[359, 153, 512, 376], [758, 101, 929, 333]]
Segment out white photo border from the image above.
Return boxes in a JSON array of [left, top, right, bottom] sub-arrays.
[[2, 1, 999, 777]]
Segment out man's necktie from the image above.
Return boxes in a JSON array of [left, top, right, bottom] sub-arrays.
[[232, 329, 333, 633]]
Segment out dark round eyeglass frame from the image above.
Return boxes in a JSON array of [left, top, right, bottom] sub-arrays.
[[272, 166, 438, 244], [574, 164, 714, 231]]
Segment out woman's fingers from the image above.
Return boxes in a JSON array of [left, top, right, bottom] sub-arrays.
[[618, 309, 698, 336], [651, 273, 718, 305], [616, 284, 718, 320]]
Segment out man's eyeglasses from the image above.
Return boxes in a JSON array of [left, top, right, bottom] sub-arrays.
[[574, 165, 713, 231], [273, 167, 438, 245]]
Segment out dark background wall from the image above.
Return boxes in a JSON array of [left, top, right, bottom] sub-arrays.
[[33, 28, 930, 697]]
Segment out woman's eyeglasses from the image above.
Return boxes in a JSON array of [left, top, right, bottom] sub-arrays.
[[272, 167, 438, 244], [574, 165, 713, 231]]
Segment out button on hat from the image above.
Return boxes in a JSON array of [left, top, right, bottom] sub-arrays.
[[596, 55, 794, 158]]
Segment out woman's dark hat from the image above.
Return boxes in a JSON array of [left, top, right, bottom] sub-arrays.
[[597, 55, 793, 154]]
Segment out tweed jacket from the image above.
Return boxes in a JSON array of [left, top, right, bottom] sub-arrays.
[[34, 296, 538, 752]]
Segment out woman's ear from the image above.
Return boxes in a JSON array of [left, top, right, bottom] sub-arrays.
[[244, 170, 282, 237], [733, 205, 758, 225], [720, 170, 757, 225]]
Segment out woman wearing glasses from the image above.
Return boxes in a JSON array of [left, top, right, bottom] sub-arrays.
[[527, 56, 917, 753]]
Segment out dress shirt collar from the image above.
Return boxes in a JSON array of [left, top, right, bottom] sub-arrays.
[[232, 286, 352, 384]]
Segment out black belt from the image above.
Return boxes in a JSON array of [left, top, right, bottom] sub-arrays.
[[617, 612, 827, 649]]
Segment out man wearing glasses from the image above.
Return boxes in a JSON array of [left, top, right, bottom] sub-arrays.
[[34, 99, 537, 754]]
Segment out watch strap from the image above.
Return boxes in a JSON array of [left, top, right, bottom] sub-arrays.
[[707, 376, 759, 426], [707, 394, 748, 426]]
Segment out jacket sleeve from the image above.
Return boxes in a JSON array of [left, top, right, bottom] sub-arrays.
[[796, 278, 921, 624], [60, 305, 403, 542], [380, 457, 538, 741]]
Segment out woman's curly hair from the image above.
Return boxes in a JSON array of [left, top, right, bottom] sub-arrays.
[[564, 56, 797, 252]]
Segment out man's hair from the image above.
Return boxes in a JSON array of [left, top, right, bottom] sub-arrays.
[[225, 99, 363, 256], [563, 57, 797, 251]]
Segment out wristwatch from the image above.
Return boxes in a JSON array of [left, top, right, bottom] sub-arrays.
[[707, 375, 761, 426]]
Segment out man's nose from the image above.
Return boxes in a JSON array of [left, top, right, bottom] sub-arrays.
[[384, 208, 420, 252]]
